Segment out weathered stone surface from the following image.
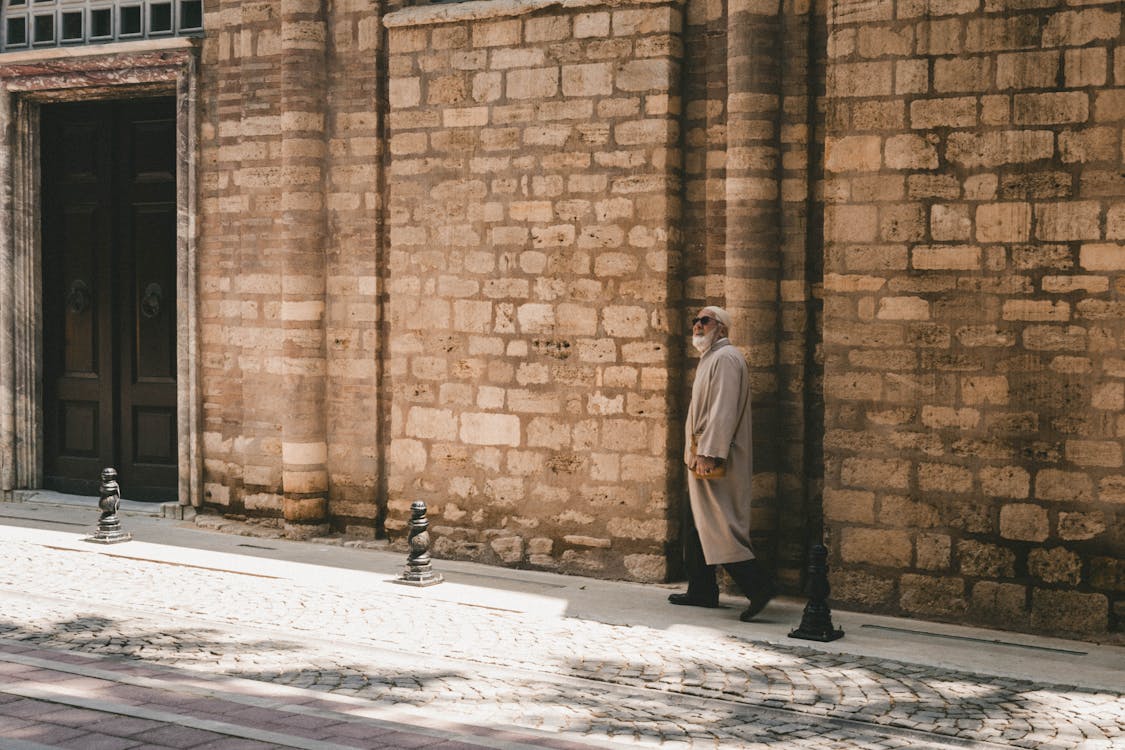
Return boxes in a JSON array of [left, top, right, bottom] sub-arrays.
[[1030, 589, 1109, 635], [899, 574, 967, 617], [1028, 547, 1082, 586]]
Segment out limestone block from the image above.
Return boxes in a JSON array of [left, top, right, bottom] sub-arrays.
[[1001, 300, 1069, 322], [823, 488, 875, 524], [825, 136, 881, 173], [912, 245, 980, 270], [482, 477, 524, 507], [1029, 547, 1082, 586], [969, 581, 1028, 625], [602, 305, 647, 337], [1079, 243, 1125, 270], [895, 59, 928, 95], [916, 533, 952, 571], [1030, 589, 1108, 635], [899, 574, 967, 616], [443, 106, 490, 128], [507, 67, 560, 99], [876, 296, 929, 320], [831, 61, 893, 98], [624, 554, 666, 583], [490, 536, 524, 563], [1092, 381, 1124, 410], [574, 12, 610, 39], [470, 71, 502, 102], [857, 25, 913, 58], [473, 19, 520, 48], [826, 205, 879, 243], [840, 528, 913, 567], [616, 59, 674, 93], [562, 62, 614, 97], [958, 540, 1016, 578], [825, 372, 883, 401], [1042, 8, 1120, 47], [999, 503, 1048, 542], [960, 375, 1009, 406], [1058, 126, 1116, 164], [1065, 440, 1123, 468], [946, 131, 1054, 168], [827, 570, 895, 608], [934, 56, 992, 93], [918, 463, 973, 494], [840, 457, 909, 490], [979, 465, 1030, 498], [884, 134, 937, 170], [996, 50, 1059, 90], [1058, 511, 1106, 541], [1037, 200, 1102, 241], [975, 202, 1031, 243], [1089, 556, 1125, 591], [460, 412, 521, 446], [525, 16, 569, 43], [910, 97, 976, 129], [1022, 325, 1086, 352], [1014, 91, 1089, 126]]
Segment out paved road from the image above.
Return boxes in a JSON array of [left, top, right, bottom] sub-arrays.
[[0, 499, 1122, 748]]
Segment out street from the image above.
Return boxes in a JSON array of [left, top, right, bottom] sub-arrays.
[[0, 495, 1122, 749]]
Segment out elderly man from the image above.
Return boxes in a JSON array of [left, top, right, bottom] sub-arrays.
[[668, 305, 774, 622]]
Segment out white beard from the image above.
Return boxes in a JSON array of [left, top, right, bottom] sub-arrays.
[[692, 329, 716, 354]]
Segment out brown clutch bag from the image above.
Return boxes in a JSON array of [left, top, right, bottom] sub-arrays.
[[690, 435, 726, 480]]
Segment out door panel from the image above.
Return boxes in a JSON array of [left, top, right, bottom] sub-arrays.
[[43, 104, 113, 495], [43, 98, 177, 501]]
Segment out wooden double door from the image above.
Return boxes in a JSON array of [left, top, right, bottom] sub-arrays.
[[42, 98, 178, 501]]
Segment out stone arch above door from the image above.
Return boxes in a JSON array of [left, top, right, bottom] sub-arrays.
[[0, 38, 200, 506]]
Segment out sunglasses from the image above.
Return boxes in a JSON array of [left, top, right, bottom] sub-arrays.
[[691, 316, 715, 326]]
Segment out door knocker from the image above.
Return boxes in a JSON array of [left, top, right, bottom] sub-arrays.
[[141, 282, 162, 319], [65, 279, 91, 315]]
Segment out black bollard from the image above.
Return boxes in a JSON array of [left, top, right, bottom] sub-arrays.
[[393, 500, 443, 587], [84, 467, 133, 544], [788, 543, 843, 642]]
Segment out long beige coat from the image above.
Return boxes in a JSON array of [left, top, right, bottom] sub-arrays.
[[684, 338, 755, 565]]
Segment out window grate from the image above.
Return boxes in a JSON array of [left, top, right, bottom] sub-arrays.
[[1, 0, 202, 52]]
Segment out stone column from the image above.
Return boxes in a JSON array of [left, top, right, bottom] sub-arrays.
[[279, 0, 329, 535], [724, 0, 783, 561]]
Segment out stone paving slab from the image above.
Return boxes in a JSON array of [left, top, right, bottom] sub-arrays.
[[1, 502, 1123, 749]]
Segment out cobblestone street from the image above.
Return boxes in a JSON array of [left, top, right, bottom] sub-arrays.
[[1, 498, 1122, 749]]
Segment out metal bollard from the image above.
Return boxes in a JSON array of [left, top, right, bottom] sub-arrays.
[[788, 543, 843, 642], [394, 500, 443, 587], [84, 467, 133, 544]]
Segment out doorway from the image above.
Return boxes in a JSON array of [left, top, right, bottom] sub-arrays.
[[41, 98, 178, 501]]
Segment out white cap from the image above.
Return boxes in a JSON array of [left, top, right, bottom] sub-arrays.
[[701, 305, 731, 330]]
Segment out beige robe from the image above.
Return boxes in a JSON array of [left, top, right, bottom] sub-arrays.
[[684, 338, 755, 565]]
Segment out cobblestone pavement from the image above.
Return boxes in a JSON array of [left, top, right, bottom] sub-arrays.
[[1, 514, 1122, 749]]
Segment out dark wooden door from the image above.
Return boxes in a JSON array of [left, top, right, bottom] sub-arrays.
[[42, 98, 178, 501]]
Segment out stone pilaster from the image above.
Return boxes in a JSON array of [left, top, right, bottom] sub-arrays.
[[279, 0, 329, 534]]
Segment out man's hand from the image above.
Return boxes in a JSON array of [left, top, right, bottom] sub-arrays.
[[694, 455, 722, 475]]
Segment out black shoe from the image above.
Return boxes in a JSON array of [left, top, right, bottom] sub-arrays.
[[668, 592, 719, 608], [739, 586, 775, 622]]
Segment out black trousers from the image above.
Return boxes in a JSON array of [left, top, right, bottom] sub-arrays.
[[681, 510, 767, 601]]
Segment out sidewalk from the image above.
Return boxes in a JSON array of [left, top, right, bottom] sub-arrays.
[[1, 490, 1123, 749]]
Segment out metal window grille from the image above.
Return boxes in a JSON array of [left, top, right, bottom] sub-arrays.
[[1, 1, 203, 52]]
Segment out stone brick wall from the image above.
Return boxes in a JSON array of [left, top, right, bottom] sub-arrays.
[[823, 0, 1123, 636], [380, 0, 683, 579]]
